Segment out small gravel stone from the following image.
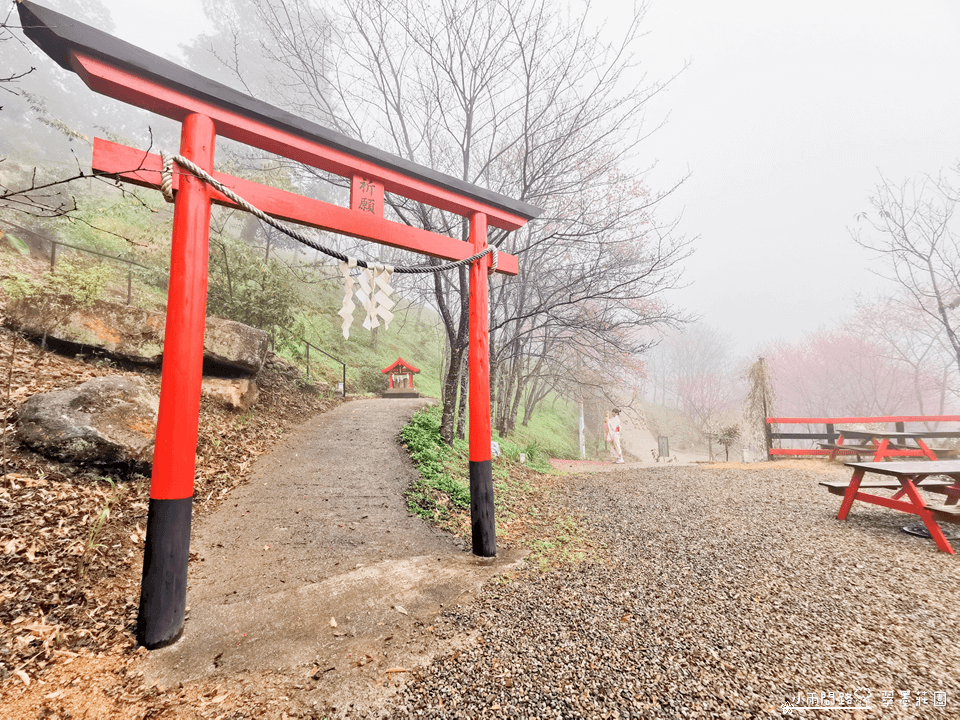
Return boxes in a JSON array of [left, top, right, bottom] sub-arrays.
[[387, 462, 960, 719]]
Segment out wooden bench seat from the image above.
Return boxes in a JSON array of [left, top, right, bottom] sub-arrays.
[[819, 478, 955, 496], [930, 504, 960, 524], [884, 442, 956, 455], [829, 461, 960, 553], [818, 443, 877, 456], [818, 443, 875, 451]]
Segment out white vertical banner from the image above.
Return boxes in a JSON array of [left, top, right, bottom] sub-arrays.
[[579, 402, 586, 459]]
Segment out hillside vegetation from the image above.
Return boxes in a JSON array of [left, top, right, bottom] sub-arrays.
[[1, 183, 582, 456]]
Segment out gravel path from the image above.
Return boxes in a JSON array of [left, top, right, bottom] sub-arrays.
[[390, 462, 960, 719]]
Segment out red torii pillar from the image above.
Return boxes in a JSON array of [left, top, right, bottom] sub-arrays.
[[136, 113, 214, 647], [19, 0, 540, 649], [468, 213, 494, 555]]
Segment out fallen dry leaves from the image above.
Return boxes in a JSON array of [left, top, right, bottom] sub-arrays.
[[0, 323, 593, 718], [0, 326, 339, 716]]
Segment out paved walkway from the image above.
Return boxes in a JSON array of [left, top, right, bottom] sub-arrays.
[[145, 398, 522, 707]]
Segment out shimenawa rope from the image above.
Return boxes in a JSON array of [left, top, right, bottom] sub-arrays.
[[159, 152, 498, 275]]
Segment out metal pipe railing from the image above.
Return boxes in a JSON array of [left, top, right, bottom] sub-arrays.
[[50, 239, 149, 305], [302, 338, 346, 398]]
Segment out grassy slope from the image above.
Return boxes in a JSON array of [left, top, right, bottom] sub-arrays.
[[641, 399, 707, 453], [505, 396, 580, 461], [289, 281, 447, 397]]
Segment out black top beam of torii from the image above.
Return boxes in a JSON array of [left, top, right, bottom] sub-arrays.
[[16, 0, 542, 229]]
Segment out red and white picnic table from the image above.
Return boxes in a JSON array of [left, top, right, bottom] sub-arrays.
[[820, 461, 960, 553], [823, 429, 939, 462]]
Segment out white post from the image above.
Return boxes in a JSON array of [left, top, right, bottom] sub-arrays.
[[579, 400, 586, 459]]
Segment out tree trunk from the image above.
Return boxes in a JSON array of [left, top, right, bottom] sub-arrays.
[[506, 366, 525, 436], [437, 262, 470, 445], [489, 324, 498, 433], [455, 353, 468, 440], [493, 357, 505, 435], [440, 341, 466, 444], [494, 354, 513, 435], [521, 378, 542, 426], [240, 214, 259, 244], [215, 242, 234, 303]]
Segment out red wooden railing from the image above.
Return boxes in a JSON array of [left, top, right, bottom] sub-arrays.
[[765, 416, 960, 460]]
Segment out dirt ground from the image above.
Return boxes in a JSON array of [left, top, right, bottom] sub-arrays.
[[548, 404, 711, 473], [0, 329, 341, 719], [0, 327, 785, 719]]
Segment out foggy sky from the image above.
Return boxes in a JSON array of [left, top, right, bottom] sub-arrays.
[[79, 0, 960, 356], [636, 0, 960, 355]]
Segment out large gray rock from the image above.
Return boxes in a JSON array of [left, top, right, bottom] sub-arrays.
[[203, 316, 270, 375], [17, 376, 159, 467], [9, 299, 269, 374], [201, 376, 259, 412], [12, 300, 165, 363]]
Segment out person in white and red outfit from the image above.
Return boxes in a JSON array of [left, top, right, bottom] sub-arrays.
[[610, 408, 624, 463]]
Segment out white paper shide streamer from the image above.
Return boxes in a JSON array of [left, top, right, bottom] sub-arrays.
[[338, 257, 358, 339], [374, 266, 395, 327], [339, 261, 396, 338]]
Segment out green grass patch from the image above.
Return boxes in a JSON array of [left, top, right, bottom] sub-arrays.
[[501, 395, 581, 465], [401, 405, 469, 522], [401, 404, 597, 572]]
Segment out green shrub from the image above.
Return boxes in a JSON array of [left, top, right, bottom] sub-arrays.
[[355, 366, 386, 395], [3, 260, 112, 345], [401, 405, 470, 513], [207, 236, 301, 333]]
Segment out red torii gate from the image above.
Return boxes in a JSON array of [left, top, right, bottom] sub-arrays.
[[18, 1, 541, 649]]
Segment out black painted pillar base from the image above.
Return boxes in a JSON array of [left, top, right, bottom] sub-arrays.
[[470, 459, 496, 557], [136, 496, 193, 649]]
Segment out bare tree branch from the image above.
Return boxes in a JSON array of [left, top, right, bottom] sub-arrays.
[[851, 170, 960, 383]]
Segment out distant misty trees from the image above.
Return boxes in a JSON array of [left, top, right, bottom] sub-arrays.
[[641, 323, 742, 458], [758, 166, 960, 420], [1, 0, 175, 222], [1, 8, 35, 101], [188, 0, 692, 443], [852, 169, 960, 395], [764, 305, 954, 419], [643, 298, 959, 459], [1, 0, 168, 161]]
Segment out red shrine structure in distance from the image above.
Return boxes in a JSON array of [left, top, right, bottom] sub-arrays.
[[382, 358, 420, 398], [17, 0, 541, 650]]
